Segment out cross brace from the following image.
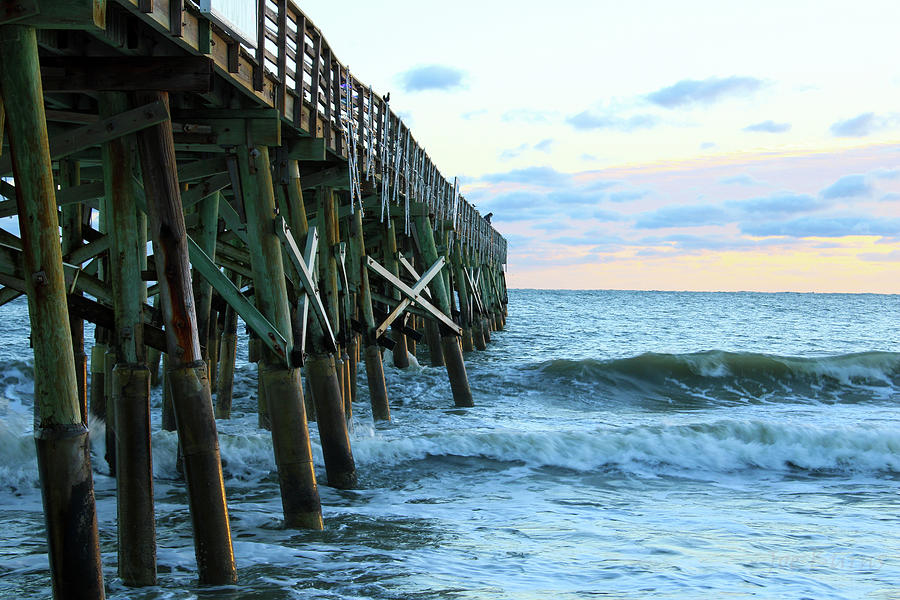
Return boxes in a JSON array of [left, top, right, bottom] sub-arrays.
[[366, 255, 461, 336], [187, 235, 292, 366], [275, 216, 337, 353]]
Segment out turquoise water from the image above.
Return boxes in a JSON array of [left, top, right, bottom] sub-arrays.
[[2, 290, 900, 599]]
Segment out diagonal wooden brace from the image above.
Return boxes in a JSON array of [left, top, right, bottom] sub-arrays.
[[187, 235, 292, 366], [275, 216, 337, 353], [464, 267, 485, 315], [366, 255, 461, 337], [397, 251, 432, 300]]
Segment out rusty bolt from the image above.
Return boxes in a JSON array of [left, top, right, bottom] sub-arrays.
[[32, 271, 48, 286]]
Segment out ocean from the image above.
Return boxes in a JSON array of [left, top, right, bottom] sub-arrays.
[[1, 289, 900, 599]]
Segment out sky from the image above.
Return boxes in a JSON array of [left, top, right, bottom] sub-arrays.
[[297, 0, 900, 292]]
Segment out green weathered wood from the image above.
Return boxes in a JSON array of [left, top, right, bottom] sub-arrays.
[[101, 92, 146, 365], [287, 136, 326, 161], [0, 23, 105, 598], [187, 235, 289, 364], [0, 99, 170, 176], [276, 217, 336, 353], [18, 0, 105, 30]]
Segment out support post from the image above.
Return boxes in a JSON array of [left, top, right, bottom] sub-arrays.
[[59, 159, 87, 421], [238, 144, 324, 526], [348, 207, 389, 421], [309, 187, 356, 488], [135, 90, 236, 584], [415, 214, 474, 407], [0, 24, 104, 599], [215, 279, 239, 419], [382, 219, 409, 368], [100, 90, 156, 587]]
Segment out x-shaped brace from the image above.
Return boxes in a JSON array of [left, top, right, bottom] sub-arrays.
[[276, 216, 337, 354], [366, 255, 461, 337]]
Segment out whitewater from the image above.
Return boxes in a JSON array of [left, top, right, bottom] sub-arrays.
[[1, 289, 900, 599]]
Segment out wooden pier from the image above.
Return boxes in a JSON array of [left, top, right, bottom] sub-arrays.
[[0, 1, 508, 596]]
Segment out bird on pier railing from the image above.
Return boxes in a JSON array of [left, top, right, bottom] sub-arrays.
[[484, 212, 493, 224], [384, 92, 390, 102]]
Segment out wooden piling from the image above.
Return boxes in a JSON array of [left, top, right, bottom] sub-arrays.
[[383, 219, 410, 368], [135, 90, 236, 584], [215, 300, 238, 419], [307, 187, 357, 487], [349, 208, 390, 421], [415, 214, 474, 407], [239, 144, 324, 527], [59, 159, 87, 422], [0, 23, 105, 599], [100, 90, 156, 586]]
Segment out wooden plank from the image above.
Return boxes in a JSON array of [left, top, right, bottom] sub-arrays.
[[0, 100, 170, 176], [41, 57, 214, 93]]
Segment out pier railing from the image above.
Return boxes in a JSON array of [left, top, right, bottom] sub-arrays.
[[113, 0, 506, 267]]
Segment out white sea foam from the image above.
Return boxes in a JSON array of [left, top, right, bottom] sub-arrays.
[[350, 419, 900, 475]]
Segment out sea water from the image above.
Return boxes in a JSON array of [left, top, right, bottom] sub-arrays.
[[1, 289, 899, 599]]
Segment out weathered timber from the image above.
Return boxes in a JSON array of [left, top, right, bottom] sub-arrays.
[[415, 214, 474, 408], [349, 207, 390, 421], [134, 90, 235, 584], [100, 91, 156, 587], [0, 23, 104, 600], [238, 143, 324, 527], [41, 56, 214, 92]]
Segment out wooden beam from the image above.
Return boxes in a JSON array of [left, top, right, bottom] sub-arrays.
[[286, 136, 326, 161], [41, 57, 214, 92], [0, 100, 170, 176], [0, 0, 39, 25], [17, 0, 105, 30], [299, 165, 347, 190]]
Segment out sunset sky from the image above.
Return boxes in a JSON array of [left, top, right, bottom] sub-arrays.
[[299, 0, 900, 292]]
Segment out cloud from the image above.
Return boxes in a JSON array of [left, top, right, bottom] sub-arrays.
[[398, 64, 465, 92], [729, 193, 825, 215], [821, 174, 872, 199], [566, 111, 658, 131], [580, 153, 598, 162], [609, 190, 648, 203], [593, 209, 626, 221], [646, 76, 763, 108], [741, 216, 900, 238], [829, 112, 893, 137], [640, 233, 780, 253], [480, 166, 572, 187], [870, 168, 900, 179], [744, 120, 791, 133], [635, 204, 732, 229], [534, 138, 553, 153], [461, 109, 487, 120], [860, 250, 900, 262], [501, 109, 557, 123], [719, 174, 761, 185], [499, 144, 528, 161], [881, 193, 900, 202], [700, 142, 717, 150]]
